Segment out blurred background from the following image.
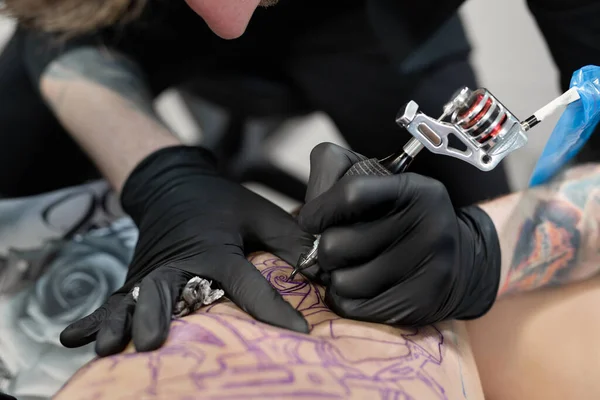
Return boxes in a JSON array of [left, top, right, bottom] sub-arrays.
[[0, 0, 561, 211]]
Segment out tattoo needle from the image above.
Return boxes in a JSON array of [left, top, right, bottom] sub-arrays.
[[289, 89, 582, 281], [289, 111, 449, 281]]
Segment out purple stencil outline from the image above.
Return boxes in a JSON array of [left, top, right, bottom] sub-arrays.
[[64, 256, 468, 400]]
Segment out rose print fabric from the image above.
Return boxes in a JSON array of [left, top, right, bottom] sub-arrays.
[[0, 181, 135, 399]]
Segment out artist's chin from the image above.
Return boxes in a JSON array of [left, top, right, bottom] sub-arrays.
[[184, 0, 278, 40]]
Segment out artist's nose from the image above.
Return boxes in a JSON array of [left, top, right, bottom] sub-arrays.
[[184, 0, 261, 39]]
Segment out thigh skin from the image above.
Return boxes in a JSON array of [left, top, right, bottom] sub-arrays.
[[55, 253, 484, 400], [467, 276, 600, 400]]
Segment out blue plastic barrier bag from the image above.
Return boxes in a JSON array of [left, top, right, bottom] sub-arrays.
[[529, 65, 600, 187]]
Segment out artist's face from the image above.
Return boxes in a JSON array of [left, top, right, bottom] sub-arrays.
[[184, 0, 279, 39]]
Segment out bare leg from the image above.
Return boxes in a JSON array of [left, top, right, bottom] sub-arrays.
[[467, 276, 600, 399], [56, 253, 485, 400]]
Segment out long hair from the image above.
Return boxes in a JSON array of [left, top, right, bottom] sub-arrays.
[[1, 0, 147, 35]]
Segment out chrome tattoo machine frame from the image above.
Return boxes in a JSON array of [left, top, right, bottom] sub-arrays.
[[397, 87, 530, 171], [290, 86, 581, 280]]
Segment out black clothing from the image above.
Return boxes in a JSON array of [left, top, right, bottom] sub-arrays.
[[1, 0, 511, 206], [0, 32, 98, 197]]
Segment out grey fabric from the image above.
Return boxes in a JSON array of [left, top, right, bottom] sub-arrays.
[[0, 181, 135, 400]]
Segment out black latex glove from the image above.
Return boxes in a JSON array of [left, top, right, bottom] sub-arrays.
[[60, 146, 313, 356], [297, 143, 502, 326]]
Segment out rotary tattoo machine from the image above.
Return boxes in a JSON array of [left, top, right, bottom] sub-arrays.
[[289, 86, 581, 280]]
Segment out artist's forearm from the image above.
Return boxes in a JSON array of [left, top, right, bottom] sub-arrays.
[[39, 47, 180, 192], [479, 164, 600, 298]]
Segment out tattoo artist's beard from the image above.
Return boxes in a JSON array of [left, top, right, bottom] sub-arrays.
[[259, 0, 279, 6]]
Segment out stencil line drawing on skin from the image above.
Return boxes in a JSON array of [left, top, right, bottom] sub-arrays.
[[59, 256, 467, 400]]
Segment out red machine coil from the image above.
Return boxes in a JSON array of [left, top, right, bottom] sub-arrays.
[[455, 91, 508, 144]]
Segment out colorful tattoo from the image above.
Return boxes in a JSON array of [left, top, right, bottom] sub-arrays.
[[500, 170, 600, 296], [500, 200, 581, 295]]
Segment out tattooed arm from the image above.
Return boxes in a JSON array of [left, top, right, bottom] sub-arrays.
[[39, 47, 180, 192], [478, 164, 600, 298]]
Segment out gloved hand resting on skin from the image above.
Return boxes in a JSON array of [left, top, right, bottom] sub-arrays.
[[297, 143, 502, 327], [60, 146, 314, 356]]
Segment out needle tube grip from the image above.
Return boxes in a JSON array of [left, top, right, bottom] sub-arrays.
[[345, 158, 393, 177], [290, 157, 397, 279]]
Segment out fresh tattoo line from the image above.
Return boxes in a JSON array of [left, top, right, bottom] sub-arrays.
[[499, 165, 600, 297], [57, 256, 476, 400], [42, 46, 157, 119]]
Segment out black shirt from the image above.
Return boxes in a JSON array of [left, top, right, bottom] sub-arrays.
[[22, 0, 600, 95], [23, 0, 470, 89]]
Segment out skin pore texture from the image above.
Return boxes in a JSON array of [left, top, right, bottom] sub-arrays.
[[55, 253, 485, 400]]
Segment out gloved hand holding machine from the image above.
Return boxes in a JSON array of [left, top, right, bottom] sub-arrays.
[[122, 66, 600, 331], [291, 65, 600, 279]]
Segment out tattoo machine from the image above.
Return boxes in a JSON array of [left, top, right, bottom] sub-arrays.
[[289, 86, 582, 280]]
